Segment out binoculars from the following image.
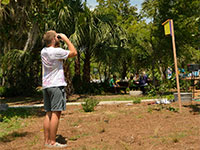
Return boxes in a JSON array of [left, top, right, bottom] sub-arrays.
[[57, 35, 62, 39]]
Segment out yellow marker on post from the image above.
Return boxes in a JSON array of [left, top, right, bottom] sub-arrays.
[[162, 19, 182, 112], [162, 19, 172, 36], [164, 22, 171, 35]]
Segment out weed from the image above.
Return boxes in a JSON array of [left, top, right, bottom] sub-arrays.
[[82, 98, 99, 112], [147, 106, 153, 113], [69, 135, 81, 141]]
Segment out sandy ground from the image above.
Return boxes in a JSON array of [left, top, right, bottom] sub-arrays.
[[0, 100, 200, 150]]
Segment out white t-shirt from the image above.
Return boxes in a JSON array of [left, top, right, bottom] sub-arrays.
[[41, 47, 70, 89]]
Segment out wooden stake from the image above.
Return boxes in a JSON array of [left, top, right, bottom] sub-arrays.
[[170, 19, 182, 112]]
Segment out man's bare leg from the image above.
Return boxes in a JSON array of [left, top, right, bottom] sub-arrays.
[[49, 111, 61, 145], [44, 112, 52, 145]]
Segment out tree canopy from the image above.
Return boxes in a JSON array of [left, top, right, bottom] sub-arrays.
[[0, 0, 199, 96]]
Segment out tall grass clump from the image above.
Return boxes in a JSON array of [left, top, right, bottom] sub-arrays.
[[82, 98, 99, 112]]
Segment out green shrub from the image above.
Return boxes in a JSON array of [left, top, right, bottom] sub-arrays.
[[147, 85, 157, 96], [82, 98, 99, 112], [133, 99, 141, 104], [166, 106, 179, 112], [0, 86, 6, 96], [165, 94, 174, 101], [1, 49, 40, 97]]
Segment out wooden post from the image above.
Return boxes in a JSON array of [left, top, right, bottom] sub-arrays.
[[170, 20, 182, 112]]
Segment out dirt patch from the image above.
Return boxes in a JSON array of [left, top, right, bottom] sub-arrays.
[[0, 101, 200, 150]]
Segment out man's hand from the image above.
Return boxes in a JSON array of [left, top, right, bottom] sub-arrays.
[[57, 33, 67, 40], [57, 33, 77, 58]]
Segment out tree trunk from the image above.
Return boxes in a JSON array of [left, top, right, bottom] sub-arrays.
[[98, 62, 102, 82], [24, 22, 39, 51], [64, 61, 74, 100], [152, 58, 156, 86], [73, 51, 82, 93], [151, 48, 156, 86], [83, 50, 91, 83], [122, 60, 127, 80], [75, 51, 81, 76], [158, 61, 165, 81], [1, 74, 5, 86], [4, 41, 11, 54]]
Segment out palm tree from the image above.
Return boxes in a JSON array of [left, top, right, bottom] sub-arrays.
[[71, 4, 120, 84]]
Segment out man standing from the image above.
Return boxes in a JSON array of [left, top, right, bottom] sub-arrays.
[[41, 30, 77, 148]]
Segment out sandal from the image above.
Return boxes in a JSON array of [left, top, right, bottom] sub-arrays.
[[45, 142, 67, 148]]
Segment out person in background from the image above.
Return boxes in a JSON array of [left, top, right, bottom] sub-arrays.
[[139, 71, 148, 94], [41, 30, 77, 148], [128, 75, 139, 91], [109, 75, 120, 93]]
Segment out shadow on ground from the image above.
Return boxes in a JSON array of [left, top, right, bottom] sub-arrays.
[[0, 107, 45, 120], [1, 95, 43, 106], [0, 132, 29, 143], [183, 104, 200, 113], [56, 134, 67, 144]]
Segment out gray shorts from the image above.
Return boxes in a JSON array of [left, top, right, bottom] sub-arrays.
[[43, 86, 66, 112]]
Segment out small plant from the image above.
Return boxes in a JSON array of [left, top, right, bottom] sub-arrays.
[[82, 98, 99, 112], [172, 138, 179, 143], [166, 106, 179, 112], [147, 107, 153, 113], [133, 99, 141, 104]]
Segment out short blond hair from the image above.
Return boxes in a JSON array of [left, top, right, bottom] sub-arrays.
[[42, 30, 56, 47]]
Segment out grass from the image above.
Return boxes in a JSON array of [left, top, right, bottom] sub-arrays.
[[69, 133, 90, 141], [133, 99, 141, 104], [0, 93, 174, 144], [169, 132, 187, 143], [0, 107, 43, 141], [27, 135, 39, 146], [89, 94, 163, 102], [1, 93, 174, 105]]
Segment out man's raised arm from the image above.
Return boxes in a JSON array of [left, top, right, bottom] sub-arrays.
[[58, 33, 77, 58]]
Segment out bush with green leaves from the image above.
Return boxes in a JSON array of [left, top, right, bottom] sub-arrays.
[[82, 98, 99, 112]]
